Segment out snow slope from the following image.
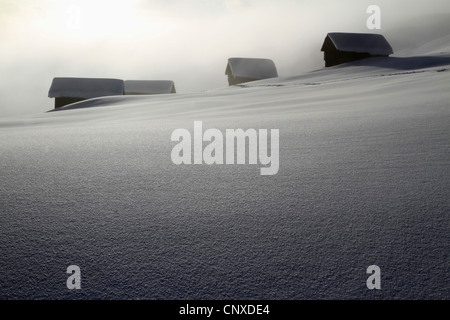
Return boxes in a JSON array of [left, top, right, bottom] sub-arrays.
[[1, 51, 449, 299]]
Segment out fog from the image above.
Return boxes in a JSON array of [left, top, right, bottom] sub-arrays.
[[1, 0, 449, 117]]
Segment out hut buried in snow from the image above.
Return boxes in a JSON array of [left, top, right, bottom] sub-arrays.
[[124, 80, 176, 95], [48, 77, 124, 108], [225, 58, 278, 86], [321, 32, 393, 67]]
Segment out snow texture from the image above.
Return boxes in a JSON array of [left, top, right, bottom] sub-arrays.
[[226, 57, 278, 80], [1, 40, 449, 300], [124, 80, 175, 95], [48, 77, 124, 99], [323, 33, 394, 56]]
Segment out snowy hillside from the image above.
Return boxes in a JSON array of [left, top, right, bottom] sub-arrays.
[[1, 43, 449, 299]]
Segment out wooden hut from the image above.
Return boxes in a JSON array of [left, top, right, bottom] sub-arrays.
[[123, 80, 176, 95], [48, 77, 124, 108], [225, 58, 278, 86], [320, 33, 393, 67]]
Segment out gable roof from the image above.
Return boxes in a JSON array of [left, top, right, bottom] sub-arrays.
[[321, 32, 393, 56], [225, 58, 278, 80], [48, 77, 124, 99], [124, 80, 176, 95]]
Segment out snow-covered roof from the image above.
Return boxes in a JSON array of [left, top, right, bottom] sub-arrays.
[[124, 80, 176, 95], [225, 58, 278, 80], [322, 33, 393, 56], [48, 77, 124, 99]]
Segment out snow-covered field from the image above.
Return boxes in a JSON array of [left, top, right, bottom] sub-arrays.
[[1, 44, 449, 299]]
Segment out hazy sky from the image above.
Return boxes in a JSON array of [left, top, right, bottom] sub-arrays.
[[1, 0, 449, 116]]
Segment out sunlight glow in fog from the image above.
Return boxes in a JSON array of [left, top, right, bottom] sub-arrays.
[[23, 0, 174, 43]]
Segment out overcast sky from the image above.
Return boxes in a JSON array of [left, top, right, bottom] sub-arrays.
[[1, 0, 449, 117]]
